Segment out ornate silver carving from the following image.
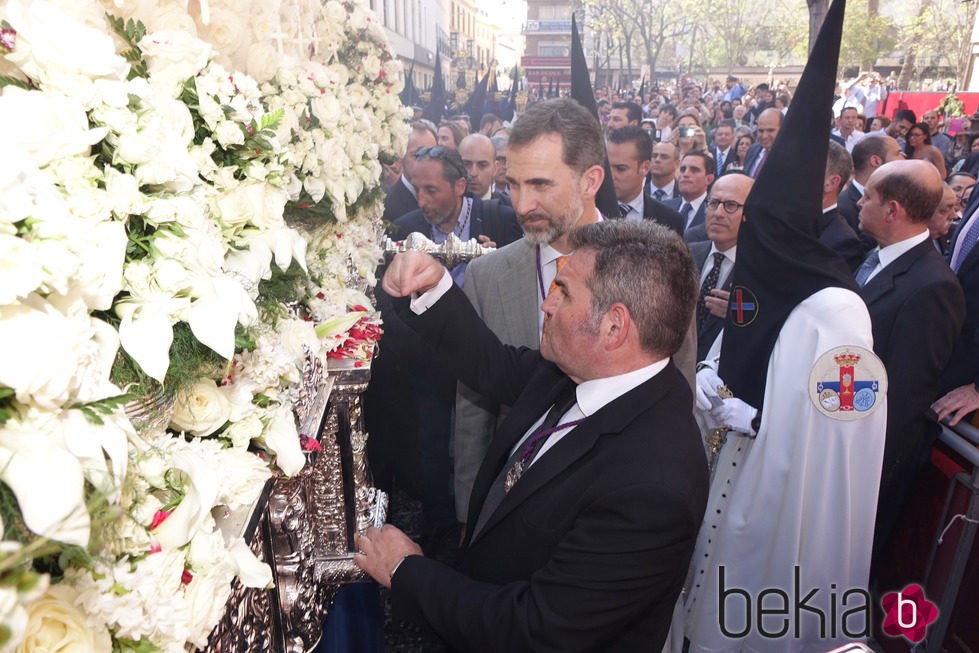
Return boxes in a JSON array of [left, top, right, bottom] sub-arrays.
[[202, 357, 386, 652], [385, 231, 494, 268], [123, 386, 175, 436]]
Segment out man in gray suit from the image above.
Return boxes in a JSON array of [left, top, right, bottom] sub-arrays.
[[453, 98, 698, 524]]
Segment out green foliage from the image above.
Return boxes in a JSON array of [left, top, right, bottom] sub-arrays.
[[939, 92, 965, 118], [0, 387, 13, 428], [255, 259, 310, 322], [105, 14, 147, 79], [107, 321, 228, 398], [114, 637, 161, 653], [72, 393, 135, 426], [0, 75, 32, 90]]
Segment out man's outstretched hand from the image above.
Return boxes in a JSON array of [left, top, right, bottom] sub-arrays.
[[382, 251, 447, 298]]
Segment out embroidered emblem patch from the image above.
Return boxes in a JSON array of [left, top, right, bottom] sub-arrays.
[[728, 286, 758, 327], [809, 346, 887, 419]]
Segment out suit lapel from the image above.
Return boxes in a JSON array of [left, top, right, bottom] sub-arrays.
[[500, 241, 543, 347], [469, 197, 484, 239], [465, 369, 570, 531], [467, 364, 677, 546], [860, 240, 927, 305]]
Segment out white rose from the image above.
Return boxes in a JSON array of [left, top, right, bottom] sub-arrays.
[[362, 55, 381, 79], [0, 236, 43, 304], [244, 42, 280, 85], [215, 120, 246, 148], [223, 414, 263, 449], [17, 585, 111, 653], [0, 87, 106, 167], [197, 6, 248, 61], [170, 379, 232, 437], [276, 319, 320, 363], [139, 30, 212, 97], [323, 1, 346, 23]]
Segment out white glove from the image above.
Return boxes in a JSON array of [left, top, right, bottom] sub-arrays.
[[695, 366, 725, 411], [710, 397, 758, 435]]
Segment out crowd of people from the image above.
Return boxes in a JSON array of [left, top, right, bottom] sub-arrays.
[[356, 18, 978, 649]]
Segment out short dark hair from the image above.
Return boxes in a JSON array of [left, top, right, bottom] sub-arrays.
[[681, 149, 716, 176], [415, 146, 466, 184], [510, 97, 604, 174], [947, 171, 977, 183], [480, 113, 500, 130], [716, 119, 736, 131], [825, 140, 853, 194], [611, 101, 642, 124], [607, 125, 653, 162], [659, 103, 678, 119], [876, 166, 944, 223], [410, 120, 437, 141], [839, 106, 859, 117], [895, 109, 917, 124], [569, 221, 697, 357], [852, 135, 892, 171]]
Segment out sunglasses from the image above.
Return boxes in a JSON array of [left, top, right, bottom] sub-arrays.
[[414, 146, 467, 178]]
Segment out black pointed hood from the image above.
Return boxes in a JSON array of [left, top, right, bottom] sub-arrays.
[[570, 14, 619, 221], [717, 0, 857, 410], [421, 51, 445, 124], [463, 69, 489, 132]]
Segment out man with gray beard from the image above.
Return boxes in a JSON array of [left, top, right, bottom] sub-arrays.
[[453, 98, 697, 526]]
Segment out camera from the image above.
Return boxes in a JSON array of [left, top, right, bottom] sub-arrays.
[[678, 126, 696, 138]]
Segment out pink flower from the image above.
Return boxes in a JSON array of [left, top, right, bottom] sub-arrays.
[[150, 509, 172, 531]]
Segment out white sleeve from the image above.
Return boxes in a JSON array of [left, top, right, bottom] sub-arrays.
[[409, 270, 453, 314]]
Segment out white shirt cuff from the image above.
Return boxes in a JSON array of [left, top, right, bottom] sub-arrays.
[[409, 269, 453, 314]]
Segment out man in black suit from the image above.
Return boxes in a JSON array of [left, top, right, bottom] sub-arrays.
[[819, 140, 866, 271], [839, 134, 902, 251], [606, 126, 684, 235], [368, 147, 522, 545], [648, 141, 680, 201], [933, 176, 979, 427], [689, 172, 753, 360], [357, 221, 709, 651], [665, 150, 715, 242], [391, 146, 523, 282], [854, 159, 965, 562], [382, 121, 438, 224], [709, 119, 736, 174], [742, 107, 782, 178], [459, 133, 511, 207]]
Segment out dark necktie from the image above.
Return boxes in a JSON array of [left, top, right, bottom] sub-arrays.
[[619, 202, 631, 218], [697, 252, 726, 329], [751, 149, 766, 178], [855, 249, 880, 287], [470, 385, 579, 539], [680, 202, 693, 226], [717, 150, 726, 171], [653, 189, 666, 201], [953, 217, 979, 271]]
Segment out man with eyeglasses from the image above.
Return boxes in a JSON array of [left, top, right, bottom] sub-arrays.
[[688, 172, 753, 360], [490, 133, 510, 198], [946, 171, 976, 218]]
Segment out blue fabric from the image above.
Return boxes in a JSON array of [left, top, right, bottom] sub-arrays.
[[317, 582, 384, 653]]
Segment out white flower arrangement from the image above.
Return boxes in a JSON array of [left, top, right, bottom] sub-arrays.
[[0, 0, 397, 648]]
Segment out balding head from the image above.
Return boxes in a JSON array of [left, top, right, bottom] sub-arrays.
[[756, 108, 782, 150], [859, 159, 943, 246], [705, 172, 754, 251], [459, 133, 497, 198]]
